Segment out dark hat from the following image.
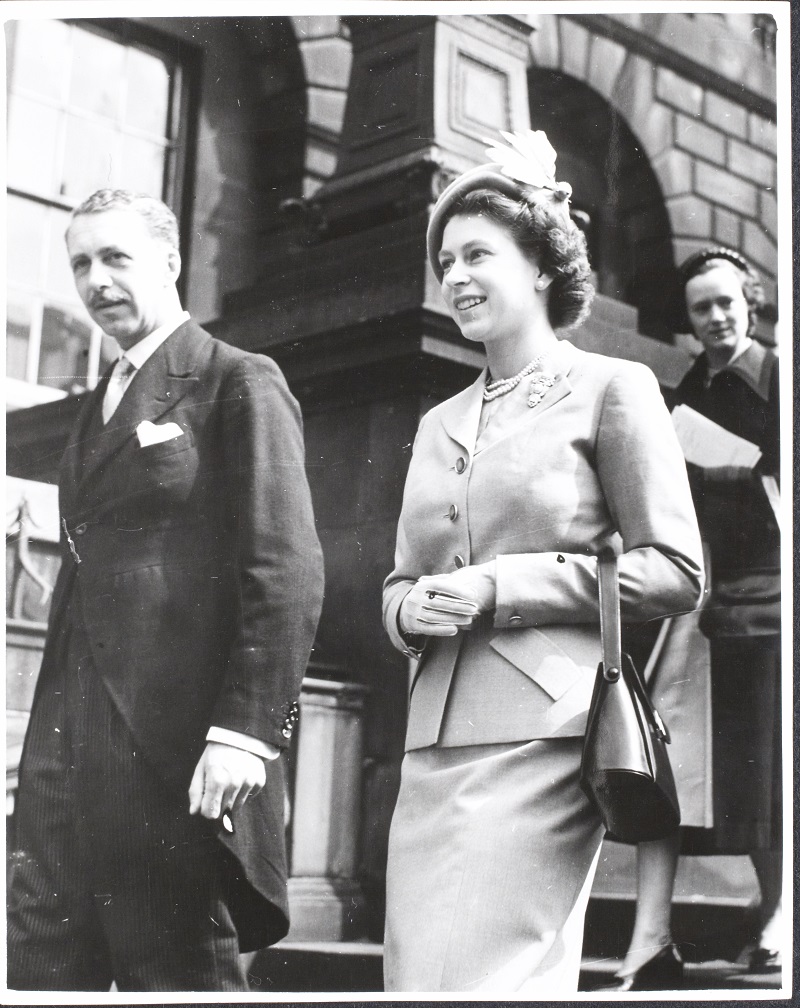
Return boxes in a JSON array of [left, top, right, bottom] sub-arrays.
[[679, 246, 752, 284]]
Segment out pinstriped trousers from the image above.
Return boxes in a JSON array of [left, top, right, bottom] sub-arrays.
[[7, 619, 250, 992]]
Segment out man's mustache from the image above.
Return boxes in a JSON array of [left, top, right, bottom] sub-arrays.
[[90, 294, 126, 310]]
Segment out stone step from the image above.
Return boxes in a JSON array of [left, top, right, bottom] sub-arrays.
[[244, 934, 783, 994], [245, 940, 383, 994]]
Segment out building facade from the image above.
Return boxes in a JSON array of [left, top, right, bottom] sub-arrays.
[[6, 10, 780, 951]]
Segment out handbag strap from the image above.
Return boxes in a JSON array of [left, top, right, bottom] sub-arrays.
[[597, 552, 622, 682], [597, 551, 671, 741]]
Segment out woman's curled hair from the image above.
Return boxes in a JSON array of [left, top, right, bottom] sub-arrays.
[[441, 187, 595, 330]]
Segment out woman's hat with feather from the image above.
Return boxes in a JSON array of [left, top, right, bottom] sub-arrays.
[[427, 130, 573, 282]]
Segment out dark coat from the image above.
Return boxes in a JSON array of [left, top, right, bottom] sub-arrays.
[[37, 319, 325, 949], [674, 341, 779, 637]]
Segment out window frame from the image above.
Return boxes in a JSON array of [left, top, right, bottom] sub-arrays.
[[5, 17, 199, 405]]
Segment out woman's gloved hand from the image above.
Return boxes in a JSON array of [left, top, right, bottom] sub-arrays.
[[399, 562, 496, 637]]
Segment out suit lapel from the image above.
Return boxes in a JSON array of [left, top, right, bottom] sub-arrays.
[[438, 370, 486, 457], [58, 374, 111, 516], [75, 320, 210, 492], [437, 340, 581, 455]]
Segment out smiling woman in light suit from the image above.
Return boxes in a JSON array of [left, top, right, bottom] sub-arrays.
[[381, 132, 705, 994]]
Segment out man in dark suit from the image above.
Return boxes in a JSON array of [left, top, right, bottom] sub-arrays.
[[7, 189, 325, 991]]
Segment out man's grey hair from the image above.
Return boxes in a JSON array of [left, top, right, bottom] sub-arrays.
[[68, 189, 180, 252]]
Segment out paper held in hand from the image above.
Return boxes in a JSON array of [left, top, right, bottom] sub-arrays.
[[670, 404, 762, 469]]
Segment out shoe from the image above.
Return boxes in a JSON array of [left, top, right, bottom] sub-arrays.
[[748, 947, 781, 973], [594, 944, 684, 992]]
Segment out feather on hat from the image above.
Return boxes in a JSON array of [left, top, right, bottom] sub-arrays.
[[427, 130, 573, 282]]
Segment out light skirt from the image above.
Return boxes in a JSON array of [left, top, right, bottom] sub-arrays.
[[384, 737, 604, 994], [645, 611, 714, 828]]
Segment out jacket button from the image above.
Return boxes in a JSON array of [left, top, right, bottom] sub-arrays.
[[454, 554, 465, 568], [455, 457, 466, 474], [74, 523, 88, 535], [448, 504, 458, 521], [509, 615, 523, 624]]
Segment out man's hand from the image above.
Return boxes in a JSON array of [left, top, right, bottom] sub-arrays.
[[188, 741, 266, 820]]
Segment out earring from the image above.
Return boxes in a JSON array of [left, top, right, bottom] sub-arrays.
[[536, 280, 545, 290]]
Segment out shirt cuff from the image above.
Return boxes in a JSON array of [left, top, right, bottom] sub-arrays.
[[207, 726, 280, 760]]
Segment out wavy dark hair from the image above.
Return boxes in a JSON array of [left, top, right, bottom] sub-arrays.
[[439, 187, 594, 329], [677, 248, 765, 337]]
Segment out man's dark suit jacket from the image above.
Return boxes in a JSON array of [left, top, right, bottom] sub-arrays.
[[36, 319, 324, 950]]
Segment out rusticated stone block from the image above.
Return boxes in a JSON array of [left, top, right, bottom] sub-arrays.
[[529, 11, 560, 69], [613, 54, 654, 137], [292, 16, 344, 40], [728, 137, 775, 187], [748, 112, 777, 154], [667, 194, 712, 238], [585, 35, 627, 102], [560, 18, 590, 79], [638, 101, 674, 160], [704, 91, 748, 138], [673, 236, 716, 271], [300, 36, 353, 90], [675, 114, 725, 165], [713, 206, 741, 248], [695, 161, 757, 217], [742, 220, 777, 276], [759, 190, 777, 240], [652, 148, 693, 197], [655, 67, 702, 116], [308, 86, 348, 132]]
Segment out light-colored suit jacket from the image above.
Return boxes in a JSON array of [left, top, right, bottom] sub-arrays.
[[383, 340, 704, 751]]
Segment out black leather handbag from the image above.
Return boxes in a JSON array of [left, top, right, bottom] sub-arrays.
[[580, 553, 681, 843]]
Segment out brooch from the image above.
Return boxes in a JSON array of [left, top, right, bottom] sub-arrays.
[[527, 370, 557, 408]]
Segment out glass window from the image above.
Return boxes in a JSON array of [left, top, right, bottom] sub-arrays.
[[5, 19, 185, 401], [37, 304, 94, 394], [6, 295, 33, 382]]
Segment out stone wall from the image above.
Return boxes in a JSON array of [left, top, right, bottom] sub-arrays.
[[528, 12, 778, 318]]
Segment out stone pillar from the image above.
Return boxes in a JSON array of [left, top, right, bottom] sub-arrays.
[[286, 677, 369, 941]]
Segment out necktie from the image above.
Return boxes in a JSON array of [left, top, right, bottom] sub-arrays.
[[102, 357, 136, 424]]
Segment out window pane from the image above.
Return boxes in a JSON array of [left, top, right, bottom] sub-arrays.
[[119, 134, 167, 195], [9, 19, 70, 102], [7, 95, 60, 197], [69, 28, 124, 120], [6, 292, 33, 381], [61, 114, 120, 200], [37, 303, 93, 393], [44, 205, 84, 303], [98, 332, 118, 376], [125, 47, 171, 135], [7, 195, 47, 287]]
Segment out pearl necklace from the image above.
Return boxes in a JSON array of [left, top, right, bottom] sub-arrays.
[[483, 355, 545, 401]]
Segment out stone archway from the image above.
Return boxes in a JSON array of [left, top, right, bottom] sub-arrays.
[[290, 15, 353, 196], [528, 66, 675, 340]]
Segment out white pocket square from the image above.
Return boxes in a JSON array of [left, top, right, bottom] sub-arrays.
[[136, 420, 185, 447]]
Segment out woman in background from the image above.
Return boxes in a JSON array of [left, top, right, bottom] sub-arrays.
[[381, 131, 704, 994], [606, 247, 782, 989]]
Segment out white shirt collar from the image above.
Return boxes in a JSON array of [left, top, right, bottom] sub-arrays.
[[120, 311, 190, 370]]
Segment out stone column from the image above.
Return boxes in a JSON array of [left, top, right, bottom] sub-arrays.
[[286, 676, 369, 941]]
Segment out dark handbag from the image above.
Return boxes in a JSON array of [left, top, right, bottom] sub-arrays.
[[580, 553, 681, 843]]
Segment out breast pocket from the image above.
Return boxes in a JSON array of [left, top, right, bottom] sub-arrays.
[[127, 427, 199, 506]]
